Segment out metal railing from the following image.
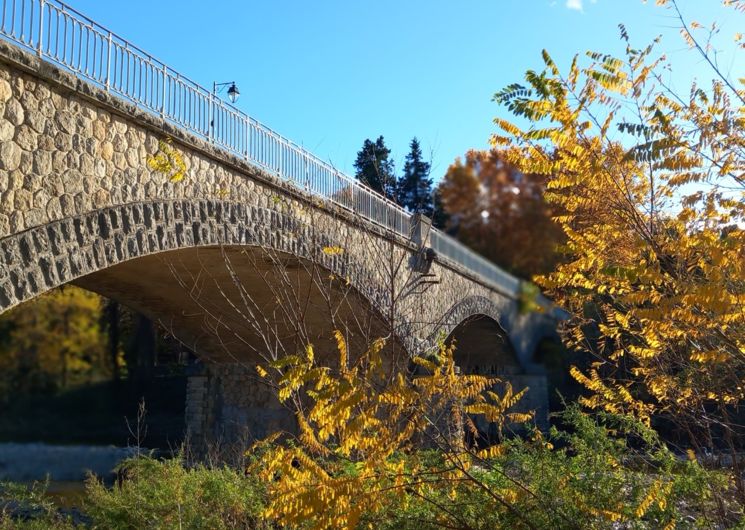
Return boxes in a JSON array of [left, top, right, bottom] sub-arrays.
[[0, 0, 522, 298]]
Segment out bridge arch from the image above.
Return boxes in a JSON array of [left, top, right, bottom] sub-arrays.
[[0, 198, 405, 361], [445, 314, 521, 374], [438, 296, 511, 338], [437, 297, 551, 437], [433, 295, 512, 352]]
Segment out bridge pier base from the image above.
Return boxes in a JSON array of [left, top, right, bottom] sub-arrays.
[[185, 362, 296, 455]]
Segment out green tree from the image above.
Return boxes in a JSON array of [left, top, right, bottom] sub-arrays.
[[353, 136, 397, 199], [431, 186, 449, 229], [397, 137, 434, 215]]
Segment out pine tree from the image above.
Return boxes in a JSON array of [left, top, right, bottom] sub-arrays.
[[353, 136, 396, 199], [397, 138, 433, 215]]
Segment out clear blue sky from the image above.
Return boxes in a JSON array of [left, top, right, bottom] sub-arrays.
[[68, 0, 741, 181]]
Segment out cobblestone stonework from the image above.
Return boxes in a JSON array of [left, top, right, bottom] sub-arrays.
[[198, 364, 295, 442], [0, 40, 558, 442]]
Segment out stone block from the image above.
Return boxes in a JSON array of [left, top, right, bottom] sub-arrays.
[[0, 141, 21, 171], [4, 98, 23, 126]]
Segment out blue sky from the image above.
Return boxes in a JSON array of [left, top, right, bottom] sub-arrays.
[[68, 0, 741, 181]]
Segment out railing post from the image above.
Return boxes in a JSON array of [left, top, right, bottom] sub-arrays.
[[278, 139, 284, 176], [208, 92, 214, 143], [304, 153, 309, 190], [160, 64, 167, 118], [37, 0, 44, 57], [105, 31, 112, 90], [243, 116, 249, 160]]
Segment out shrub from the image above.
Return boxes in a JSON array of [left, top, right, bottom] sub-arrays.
[[84, 455, 268, 530], [350, 406, 733, 529], [0, 481, 76, 530]]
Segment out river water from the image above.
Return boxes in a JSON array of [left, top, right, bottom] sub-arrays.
[[0, 441, 142, 509]]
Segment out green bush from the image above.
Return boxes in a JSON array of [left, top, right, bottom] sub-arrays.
[[84, 455, 268, 530], [0, 481, 75, 530], [365, 406, 737, 529]]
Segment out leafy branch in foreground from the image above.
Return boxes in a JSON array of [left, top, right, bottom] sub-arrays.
[[244, 332, 737, 529], [492, 0, 745, 510], [249, 334, 533, 529]]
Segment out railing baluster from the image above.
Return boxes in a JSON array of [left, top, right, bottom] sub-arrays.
[[207, 89, 213, 143], [104, 30, 111, 90], [12, 0, 19, 38], [160, 65, 168, 118], [244, 119, 249, 159], [36, 0, 43, 56]]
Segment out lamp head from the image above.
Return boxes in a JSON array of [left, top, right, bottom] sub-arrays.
[[227, 82, 240, 104]]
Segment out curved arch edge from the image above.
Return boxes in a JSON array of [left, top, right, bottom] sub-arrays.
[[0, 198, 385, 320]]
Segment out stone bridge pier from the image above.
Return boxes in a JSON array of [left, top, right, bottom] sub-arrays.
[[0, 38, 560, 447]]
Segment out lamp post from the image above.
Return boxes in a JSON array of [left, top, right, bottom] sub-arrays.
[[210, 81, 240, 141], [213, 81, 240, 104]]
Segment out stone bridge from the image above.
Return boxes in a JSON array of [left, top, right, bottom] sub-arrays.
[[0, 19, 559, 442]]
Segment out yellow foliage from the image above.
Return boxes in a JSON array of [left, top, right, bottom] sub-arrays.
[[146, 137, 187, 183], [493, 31, 745, 436], [0, 286, 109, 392], [250, 335, 531, 529], [321, 246, 344, 255]]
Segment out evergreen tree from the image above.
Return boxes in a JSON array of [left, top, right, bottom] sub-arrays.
[[397, 138, 433, 215], [353, 136, 396, 199]]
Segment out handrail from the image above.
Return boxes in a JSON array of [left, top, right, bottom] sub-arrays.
[[0, 0, 523, 298]]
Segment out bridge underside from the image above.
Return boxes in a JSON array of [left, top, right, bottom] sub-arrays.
[[70, 245, 551, 444], [72, 245, 406, 444], [74, 246, 394, 366]]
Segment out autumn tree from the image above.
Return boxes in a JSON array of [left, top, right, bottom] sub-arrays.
[[353, 136, 397, 199], [438, 149, 564, 279], [0, 286, 109, 399], [492, 0, 745, 500], [397, 137, 434, 215]]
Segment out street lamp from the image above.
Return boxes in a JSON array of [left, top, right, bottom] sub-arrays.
[[210, 81, 240, 140], [213, 81, 240, 104]]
